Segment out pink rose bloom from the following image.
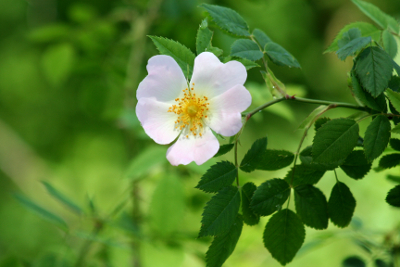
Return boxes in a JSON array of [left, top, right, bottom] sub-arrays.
[[136, 52, 251, 165]]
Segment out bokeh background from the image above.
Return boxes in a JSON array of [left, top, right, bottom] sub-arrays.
[[1, 0, 400, 266]]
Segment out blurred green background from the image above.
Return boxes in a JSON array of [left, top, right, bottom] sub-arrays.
[[1, 0, 400, 266]]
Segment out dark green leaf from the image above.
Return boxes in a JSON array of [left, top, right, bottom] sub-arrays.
[[264, 42, 301, 68], [235, 58, 260, 70], [351, 0, 399, 33], [149, 36, 195, 77], [253, 28, 271, 48], [285, 164, 326, 187], [355, 46, 393, 97], [214, 144, 234, 157], [240, 137, 267, 172], [393, 60, 400, 77], [390, 139, 400, 151], [364, 115, 391, 161], [251, 179, 290, 216], [241, 182, 260, 225], [393, 124, 400, 135], [196, 19, 213, 55], [386, 89, 400, 113], [196, 161, 237, 193], [338, 28, 362, 48], [387, 174, 400, 183], [201, 4, 250, 37], [374, 259, 391, 267], [340, 150, 372, 179], [14, 194, 67, 229], [254, 149, 294, 171], [312, 118, 359, 165], [325, 22, 380, 53], [314, 117, 331, 132], [379, 153, 400, 169], [337, 36, 371, 60], [328, 182, 356, 228], [231, 39, 263, 61], [263, 209, 305, 265], [206, 215, 243, 267], [299, 146, 336, 170], [42, 181, 83, 215], [382, 30, 398, 58], [294, 185, 329, 229], [199, 186, 241, 237], [350, 71, 387, 112], [342, 256, 366, 267], [386, 185, 400, 207]]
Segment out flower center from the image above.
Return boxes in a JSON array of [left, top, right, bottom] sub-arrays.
[[168, 85, 209, 138]]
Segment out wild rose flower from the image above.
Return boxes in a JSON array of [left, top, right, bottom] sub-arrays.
[[136, 52, 251, 166]]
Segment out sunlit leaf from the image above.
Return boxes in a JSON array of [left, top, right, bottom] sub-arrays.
[[364, 115, 391, 161], [195, 161, 237, 193], [328, 182, 356, 228]]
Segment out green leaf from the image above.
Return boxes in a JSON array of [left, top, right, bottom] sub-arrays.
[[195, 161, 237, 193], [149, 36, 195, 77], [387, 174, 400, 183], [14, 194, 68, 229], [263, 209, 305, 265], [392, 124, 400, 135], [340, 150, 372, 179], [231, 39, 263, 61], [382, 30, 398, 58], [214, 144, 234, 157], [206, 215, 243, 267], [314, 117, 331, 132], [338, 28, 362, 47], [355, 46, 393, 97], [351, 0, 399, 33], [199, 186, 241, 237], [254, 149, 294, 171], [393, 60, 400, 77], [240, 137, 267, 172], [342, 256, 366, 267], [241, 182, 260, 225], [201, 4, 250, 37], [350, 71, 387, 112], [42, 181, 83, 215], [125, 146, 167, 180], [196, 19, 213, 55], [41, 43, 75, 86], [386, 185, 400, 207], [294, 185, 329, 229], [337, 35, 371, 60], [328, 182, 356, 228], [364, 115, 391, 161], [312, 118, 359, 165], [386, 89, 400, 113], [149, 175, 185, 235], [325, 22, 381, 53], [235, 58, 260, 70], [285, 164, 326, 187], [297, 105, 329, 130], [250, 179, 291, 216], [379, 153, 400, 169], [264, 42, 301, 68], [253, 28, 272, 48], [390, 138, 400, 151]]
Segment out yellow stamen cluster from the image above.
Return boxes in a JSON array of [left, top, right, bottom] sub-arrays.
[[168, 84, 210, 138]]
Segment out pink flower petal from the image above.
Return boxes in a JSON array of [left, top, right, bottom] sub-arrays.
[[190, 52, 247, 98], [207, 84, 252, 136], [137, 55, 187, 102], [136, 97, 179, 144], [166, 128, 219, 166]]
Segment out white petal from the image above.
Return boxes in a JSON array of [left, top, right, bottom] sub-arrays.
[[190, 52, 247, 98], [136, 97, 179, 144], [207, 84, 252, 136], [137, 55, 187, 102], [166, 128, 219, 166]]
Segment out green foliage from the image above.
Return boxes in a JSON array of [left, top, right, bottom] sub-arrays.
[[263, 209, 305, 265], [201, 4, 250, 37], [214, 144, 234, 157], [149, 36, 195, 77], [393, 124, 400, 135], [364, 115, 391, 161], [354, 46, 393, 97], [382, 30, 398, 58], [264, 42, 301, 68], [206, 215, 243, 267], [390, 139, 400, 151], [250, 179, 291, 216], [298, 106, 329, 130], [294, 185, 329, 229], [253, 29, 271, 48], [314, 117, 331, 132], [328, 182, 356, 228], [351, 0, 399, 33], [386, 89, 400, 113], [387, 174, 400, 183], [125, 146, 167, 180], [378, 153, 400, 169], [285, 164, 326, 187], [340, 150, 372, 179], [342, 256, 366, 267], [195, 161, 237, 193], [312, 118, 359, 165], [231, 39, 263, 61], [199, 186, 241, 237], [240, 137, 267, 172], [241, 182, 260, 225], [14, 194, 68, 229], [42, 181, 83, 215], [255, 150, 294, 171], [336, 28, 371, 61], [386, 185, 400, 207], [196, 18, 222, 56], [235, 58, 260, 70], [41, 43, 75, 86]]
